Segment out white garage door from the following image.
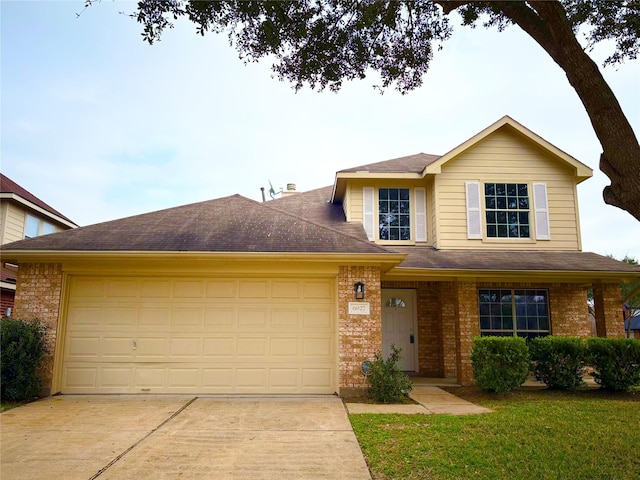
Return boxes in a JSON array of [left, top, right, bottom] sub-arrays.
[[62, 276, 336, 394]]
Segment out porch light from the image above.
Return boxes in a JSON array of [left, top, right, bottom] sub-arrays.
[[354, 282, 365, 300]]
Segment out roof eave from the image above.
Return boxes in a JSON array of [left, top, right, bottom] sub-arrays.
[[384, 267, 640, 283]]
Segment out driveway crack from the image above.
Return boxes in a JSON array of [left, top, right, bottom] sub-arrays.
[[88, 397, 198, 480]]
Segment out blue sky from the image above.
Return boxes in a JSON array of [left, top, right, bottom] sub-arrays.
[[2, 1, 639, 259]]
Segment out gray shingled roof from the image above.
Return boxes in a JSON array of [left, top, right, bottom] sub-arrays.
[[389, 246, 640, 274], [1, 194, 388, 254], [337, 153, 441, 174]]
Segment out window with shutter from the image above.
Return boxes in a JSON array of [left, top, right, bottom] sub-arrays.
[[465, 181, 482, 239]]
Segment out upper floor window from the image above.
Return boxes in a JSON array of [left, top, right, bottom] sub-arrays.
[[484, 183, 530, 238], [465, 181, 549, 241], [379, 188, 411, 241], [25, 214, 56, 238]]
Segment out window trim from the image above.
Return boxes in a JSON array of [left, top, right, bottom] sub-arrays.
[[364, 186, 427, 245], [465, 180, 549, 243], [478, 288, 551, 340]]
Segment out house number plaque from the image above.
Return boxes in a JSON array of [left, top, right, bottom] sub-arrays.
[[348, 302, 370, 315]]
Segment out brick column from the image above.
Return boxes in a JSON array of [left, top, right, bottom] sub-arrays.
[[439, 282, 458, 378], [593, 283, 624, 338], [548, 284, 590, 337], [13, 263, 63, 395], [337, 265, 381, 396], [455, 280, 479, 386]]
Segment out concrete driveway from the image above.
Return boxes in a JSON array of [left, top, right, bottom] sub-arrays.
[[1, 395, 371, 480]]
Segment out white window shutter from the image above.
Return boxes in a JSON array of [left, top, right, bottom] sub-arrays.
[[363, 187, 375, 241], [414, 187, 427, 242], [533, 182, 551, 240], [465, 181, 482, 239]]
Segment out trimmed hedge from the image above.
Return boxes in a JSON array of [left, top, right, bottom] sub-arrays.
[[471, 336, 530, 394], [586, 338, 640, 391], [1, 318, 48, 401], [368, 345, 413, 403], [529, 336, 586, 389]]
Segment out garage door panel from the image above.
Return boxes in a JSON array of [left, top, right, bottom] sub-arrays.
[[63, 276, 335, 394], [239, 281, 269, 298], [105, 307, 137, 327], [171, 307, 204, 327], [169, 337, 203, 358], [205, 308, 235, 327], [238, 309, 267, 327], [139, 308, 171, 327], [303, 308, 332, 329], [203, 337, 235, 357], [66, 335, 101, 359], [67, 307, 103, 327]]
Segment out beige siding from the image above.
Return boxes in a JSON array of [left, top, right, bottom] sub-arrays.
[[343, 180, 434, 246], [435, 129, 581, 250], [3, 203, 26, 244], [427, 176, 438, 247]]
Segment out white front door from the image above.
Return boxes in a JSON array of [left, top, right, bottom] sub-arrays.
[[382, 289, 417, 372]]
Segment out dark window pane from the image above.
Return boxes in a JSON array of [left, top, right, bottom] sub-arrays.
[[486, 197, 496, 209], [497, 197, 507, 209], [485, 184, 495, 195], [518, 184, 528, 196], [379, 189, 388, 200], [487, 225, 496, 237], [496, 184, 506, 195]]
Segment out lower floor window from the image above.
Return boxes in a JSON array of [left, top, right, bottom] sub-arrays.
[[478, 289, 550, 341]]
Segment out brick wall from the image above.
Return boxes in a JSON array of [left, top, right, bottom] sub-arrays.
[[338, 265, 381, 394], [593, 282, 624, 337], [548, 283, 591, 337], [439, 282, 458, 378], [454, 281, 479, 386], [13, 263, 63, 395]]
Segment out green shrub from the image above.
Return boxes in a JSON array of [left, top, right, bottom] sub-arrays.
[[367, 345, 413, 403], [1, 318, 48, 401], [529, 336, 586, 389], [471, 336, 529, 394], [586, 337, 640, 391]]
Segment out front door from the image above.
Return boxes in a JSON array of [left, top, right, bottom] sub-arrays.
[[382, 289, 417, 372]]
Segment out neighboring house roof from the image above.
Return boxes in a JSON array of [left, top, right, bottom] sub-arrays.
[[625, 314, 640, 331], [0, 174, 77, 226], [1, 194, 388, 255]]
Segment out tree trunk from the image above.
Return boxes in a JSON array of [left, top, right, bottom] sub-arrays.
[[446, 1, 640, 221]]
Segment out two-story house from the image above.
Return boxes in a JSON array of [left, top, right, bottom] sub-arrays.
[[0, 174, 77, 317], [3, 116, 639, 397]]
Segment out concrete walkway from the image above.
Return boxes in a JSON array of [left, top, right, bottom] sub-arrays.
[[345, 385, 493, 415], [1, 395, 371, 480]]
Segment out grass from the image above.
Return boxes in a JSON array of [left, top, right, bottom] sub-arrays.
[[0, 401, 26, 412], [350, 387, 640, 480]]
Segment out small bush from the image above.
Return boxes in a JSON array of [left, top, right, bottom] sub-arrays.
[[367, 345, 413, 403], [1, 318, 48, 401], [471, 336, 529, 394], [529, 336, 586, 389], [586, 338, 640, 391]]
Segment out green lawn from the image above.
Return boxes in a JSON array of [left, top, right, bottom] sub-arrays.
[[350, 387, 640, 480]]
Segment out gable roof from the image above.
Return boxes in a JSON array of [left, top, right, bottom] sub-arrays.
[[331, 116, 593, 202], [423, 116, 593, 181], [1, 194, 389, 255], [0, 174, 77, 227]]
